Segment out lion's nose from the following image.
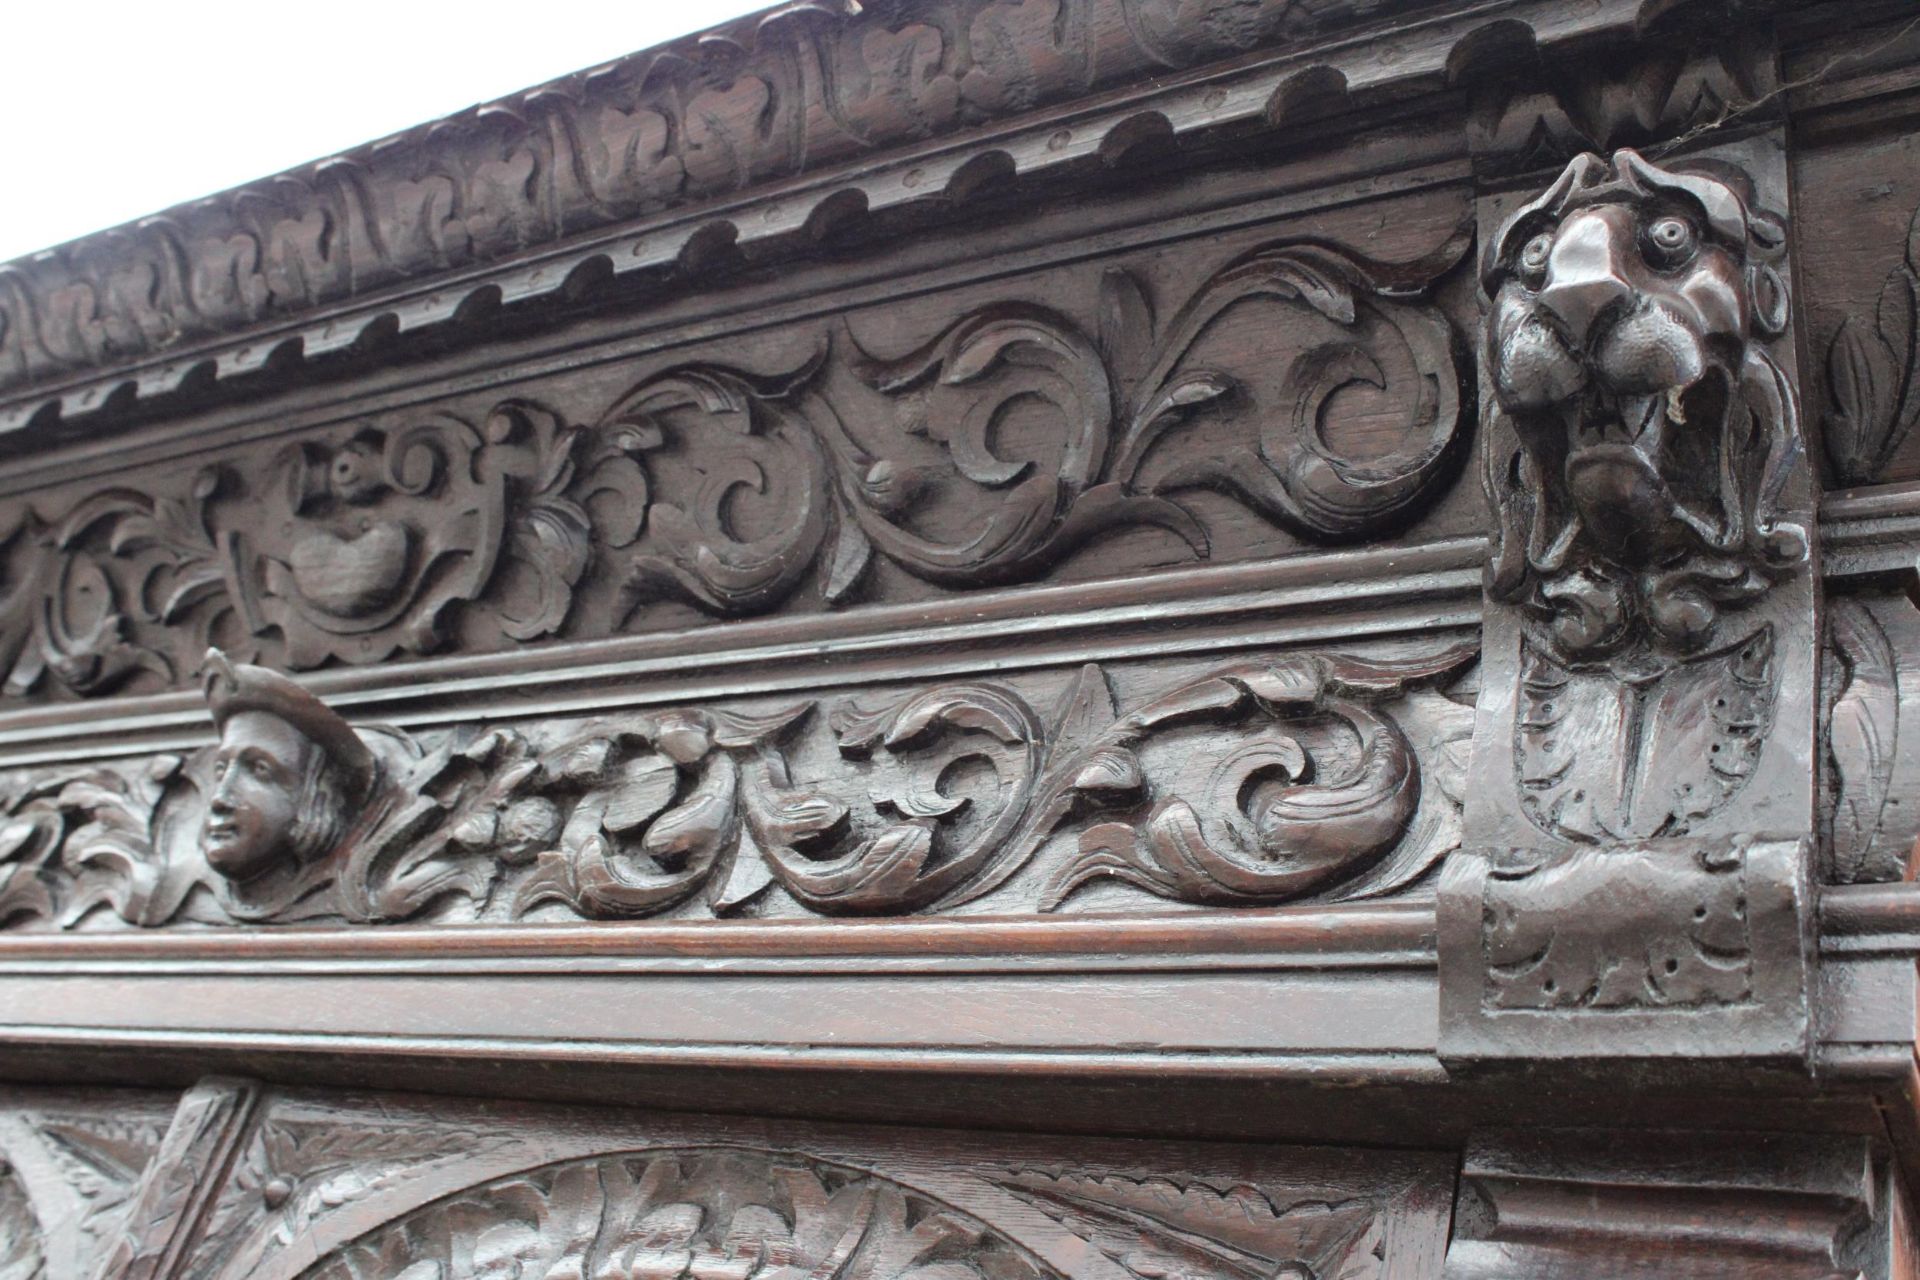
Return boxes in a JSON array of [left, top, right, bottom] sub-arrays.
[[1535, 210, 1634, 349]]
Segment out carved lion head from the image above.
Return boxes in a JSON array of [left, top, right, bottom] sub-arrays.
[[1482, 149, 1806, 660]]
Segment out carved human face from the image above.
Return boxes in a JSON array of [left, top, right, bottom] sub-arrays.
[[1486, 158, 1778, 571], [203, 711, 315, 883]]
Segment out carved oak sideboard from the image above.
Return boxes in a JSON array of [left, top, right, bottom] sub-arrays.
[[2, 0, 1919, 1275]]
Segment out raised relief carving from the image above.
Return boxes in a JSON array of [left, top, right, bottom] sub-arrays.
[[1439, 839, 1813, 1062], [1466, 38, 1775, 177], [1824, 198, 1920, 486], [0, 230, 1468, 703], [1824, 594, 1920, 884], [200, 652, 375, 888], [0, 1091, 178, 1279], [1478, 843, 1756, 1009], [93, 1080, 259, 1280], [0, 0, 1476, 400], [998, 1169, 1387, 1280], [0, 642, 1473, 929], [0, 400, 636, 700], [297, 1149, 1063, 1280], [0, 1160, 42, 1280], [1481, 148, 1807, 842]]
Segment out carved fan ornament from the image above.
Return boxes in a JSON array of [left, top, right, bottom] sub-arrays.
[[0, 228, 1468, 703], [0, 641, 1474, 930], [1481, 148, 1806, 843], [295, 1149, 1062, 1280]]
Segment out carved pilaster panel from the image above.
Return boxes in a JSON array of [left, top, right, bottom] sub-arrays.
[[1824, 591, 1920, 884], [0, 637, 1476, 930], [1449, 139, 1822, 1070]]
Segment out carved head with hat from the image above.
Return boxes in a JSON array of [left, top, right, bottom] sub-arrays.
[[200, 650, 376, 884]]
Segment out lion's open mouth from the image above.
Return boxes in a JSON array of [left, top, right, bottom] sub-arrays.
[[1571, 371, 1728, 459], [1560, 368, 1735, 565]]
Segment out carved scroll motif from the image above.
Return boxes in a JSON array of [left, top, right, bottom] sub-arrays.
[[0, 228, 1467, 703], [0, 642, 1474, 930]]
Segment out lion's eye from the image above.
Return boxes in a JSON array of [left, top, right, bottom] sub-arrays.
[[1644, 216, 1697, 268], [1518, 231, 1554, 285]]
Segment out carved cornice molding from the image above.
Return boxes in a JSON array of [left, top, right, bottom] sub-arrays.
[[0, 0, 1748, 440]]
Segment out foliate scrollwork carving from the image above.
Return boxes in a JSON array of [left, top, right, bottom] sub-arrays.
[[625, 227, 1469, 615], [1479, 148, 1809, 844], [1031, 647, 1475, 909], [0, 398, 640, 701], [298, 1149, 1063, 1280], [0, 229, 1469, 703], [0, 0, 1472, 398], [0, 640, 1473, 929]]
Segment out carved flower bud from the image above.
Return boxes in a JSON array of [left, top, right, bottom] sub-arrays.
[[498, 797, 564, 860], [328, 441, 386, 505], [653, 713, 714, 765], [858, 459, 931, 514]]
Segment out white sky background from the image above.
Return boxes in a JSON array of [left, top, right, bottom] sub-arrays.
[[0, 0, 775, 263]]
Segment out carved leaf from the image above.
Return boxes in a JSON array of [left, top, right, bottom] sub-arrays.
[[1829, 600, 1901, 883]]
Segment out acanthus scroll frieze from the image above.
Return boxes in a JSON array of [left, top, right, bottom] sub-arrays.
[[0, 640, 1475, 930], [0, 227, 1471, 704]]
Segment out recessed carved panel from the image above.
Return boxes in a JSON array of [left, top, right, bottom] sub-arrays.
[[0, 218, 1473, 704], [0, 1088, 179, 1280], [0, 639, 1475, 929], [179, 1089, 1456, 1280]]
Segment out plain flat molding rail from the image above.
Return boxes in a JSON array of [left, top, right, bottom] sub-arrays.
[[0, 888, 1909, 1086]]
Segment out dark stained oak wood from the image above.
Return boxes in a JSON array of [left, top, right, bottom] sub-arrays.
[[0, 0, 1917, 1276]]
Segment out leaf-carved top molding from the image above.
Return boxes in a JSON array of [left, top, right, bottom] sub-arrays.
[[0, 226, 1472, 705], [0, 0, 1717, 438]]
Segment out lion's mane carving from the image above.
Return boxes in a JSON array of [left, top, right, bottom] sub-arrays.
[[1483, 148, 1807, 663]]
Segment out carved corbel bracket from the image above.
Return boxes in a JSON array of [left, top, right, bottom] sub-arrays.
[[1447, 141, 1822, 1069]]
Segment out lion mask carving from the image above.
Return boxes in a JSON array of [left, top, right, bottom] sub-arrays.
[[1483, 148, 1806, 661]]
